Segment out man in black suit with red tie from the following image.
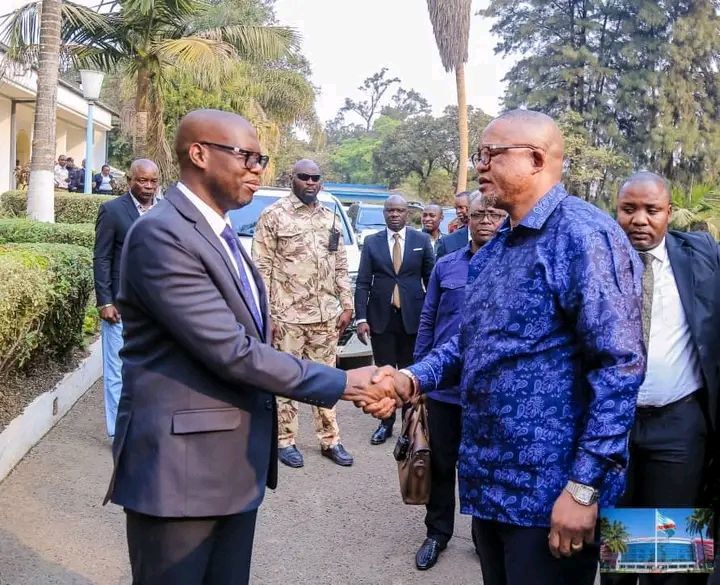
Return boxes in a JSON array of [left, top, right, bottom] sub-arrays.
[[105, 109, 396, 585], [355, 194, 435, 444]]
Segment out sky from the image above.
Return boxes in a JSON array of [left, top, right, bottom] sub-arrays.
[[601, 508, 710, 540], [273, 0, 512, 122]]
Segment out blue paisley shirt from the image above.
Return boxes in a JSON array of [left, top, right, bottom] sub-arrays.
[[408, 184, 645, 528]]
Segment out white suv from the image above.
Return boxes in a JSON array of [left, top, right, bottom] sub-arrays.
[[228, 187, 373, 368]]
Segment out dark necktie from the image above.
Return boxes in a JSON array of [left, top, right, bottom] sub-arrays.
[[220, 225, 263, 332], [392, 233, 402, 308], [640, 252, 654, 348]]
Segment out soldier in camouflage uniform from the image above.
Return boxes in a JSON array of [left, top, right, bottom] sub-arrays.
[[252, 159, 355, 468]]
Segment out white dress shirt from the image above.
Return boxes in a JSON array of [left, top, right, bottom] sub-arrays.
[[130, 193, 157, 216], [387, 226, 407, 262], [176, 182, 261, 313], [638, 238, 703, 407]]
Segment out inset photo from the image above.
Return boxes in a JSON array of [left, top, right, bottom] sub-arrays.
[[600, 508, 715, 574]]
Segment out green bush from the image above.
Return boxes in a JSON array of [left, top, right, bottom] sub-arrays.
[[0, 219, 94, 249], [0, 190, 113, 224], [0, 243, 93, 376]]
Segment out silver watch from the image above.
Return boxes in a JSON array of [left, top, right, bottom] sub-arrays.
[[565, 480, 598, 506]]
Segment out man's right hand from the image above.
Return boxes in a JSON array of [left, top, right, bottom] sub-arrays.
[[99, 304, 121, 324], [356, 322, 370, 345]]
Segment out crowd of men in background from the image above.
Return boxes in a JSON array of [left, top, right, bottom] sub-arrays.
[[53, 154, 118, 194], [90, 108, 719, 585]]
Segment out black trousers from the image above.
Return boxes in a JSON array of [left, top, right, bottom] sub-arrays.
[[425, 397, 462, 546], [370, 307, 415, 428], [126, 508, 258, 585], [602, 393, 708, 585], [471, 518, 599, 585]]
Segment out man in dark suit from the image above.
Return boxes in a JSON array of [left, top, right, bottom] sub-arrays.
[[609, 171, 720, 585], [435, 191, 476, 259], [105, 110, 396, 585], [355, 194, 434, 444], [93, 158, 159, 437]]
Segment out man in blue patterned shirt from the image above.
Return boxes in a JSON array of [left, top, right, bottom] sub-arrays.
[[372, 110, 645, 585]]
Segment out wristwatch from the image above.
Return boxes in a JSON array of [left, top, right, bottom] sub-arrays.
[[565, 480, 599, 506]]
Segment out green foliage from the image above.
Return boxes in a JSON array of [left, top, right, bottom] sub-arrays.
[[558, 111, 631, 201], [481, 0, 720, 195], [324, 116, 400, 184], [1, 190, 111, 224], [0, 219, 94, 249], [599, 518, 630, 555], [340, 68, 401, 131], [0, 243, 93, 376], [372, 105, 490, 199], [397, 170, 456, 204], [669, 182, 720, 238], [2, 0, 304, 176]]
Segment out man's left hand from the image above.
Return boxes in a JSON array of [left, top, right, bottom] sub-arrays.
[[336, 309, 353, 338], [548, 489, 597, 558]]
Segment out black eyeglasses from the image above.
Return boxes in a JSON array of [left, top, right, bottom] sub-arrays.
[[470, 144, 543, 166], [295, 173, 322, 182], [199, 142, 270, 170], [469, 210, 506, 222]]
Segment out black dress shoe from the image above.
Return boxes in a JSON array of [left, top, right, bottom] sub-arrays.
[[321, 443, 354, 466], [370, 423, 393, 445], [278, 445, 304, 468], [415, 537, 446, 570]]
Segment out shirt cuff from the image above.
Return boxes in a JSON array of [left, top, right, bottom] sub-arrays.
[[569, 448, 625, 502], [355, 318, 367, 325], [407, 362, 438, 394]]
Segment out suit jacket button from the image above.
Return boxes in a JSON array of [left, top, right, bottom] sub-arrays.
[[265, 399, 273, 410]]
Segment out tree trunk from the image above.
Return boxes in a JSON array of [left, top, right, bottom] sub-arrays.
[[455, 62, 468, 193], [27, 0, 62, 222], [133, 67, 150, 157]]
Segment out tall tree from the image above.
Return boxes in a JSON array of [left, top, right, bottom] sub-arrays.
[[340, 67, 400, 131], [380, 88, 431, 121], [481, 0, 720, 195], [426, 0, 472, 192], [26, 0, 62, 222], [3, 0, 300, 176], [373, 114, 449, 198]]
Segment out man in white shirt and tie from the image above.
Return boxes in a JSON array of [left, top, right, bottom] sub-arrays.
[[354, 194, 435, 444], [611, 171, 720, 585]]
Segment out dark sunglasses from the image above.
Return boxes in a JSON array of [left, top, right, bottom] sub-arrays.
[[199, 142, 270, 170], [295, 173, 321, 182]]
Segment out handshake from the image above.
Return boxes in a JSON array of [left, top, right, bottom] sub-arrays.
[[340, 366, 417, 419]]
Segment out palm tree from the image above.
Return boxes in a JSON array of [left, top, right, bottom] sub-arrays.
[[601, 518, 630, 570], [670, 182, 720, 238], [17, 0, 62, 222], [426, 0, 472, 192], [686, 508, 713, 568], [3, 0, 299, 175]]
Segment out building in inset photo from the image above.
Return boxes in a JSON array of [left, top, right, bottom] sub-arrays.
[[600, 508, 715, 574]]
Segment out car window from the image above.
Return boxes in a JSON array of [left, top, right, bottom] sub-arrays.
[[228, 194, 351, 245], [356, 206, 386, 229]]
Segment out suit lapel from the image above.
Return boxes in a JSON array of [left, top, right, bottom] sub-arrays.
[[379, 229, 394, 271], [400, 229, 413, 272], [120, 192, 140, 223], [666, 233, 697, 337], [166, 187, 264, 340]]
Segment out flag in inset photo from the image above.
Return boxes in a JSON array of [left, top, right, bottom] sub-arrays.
[[656, 510, 676, 537]]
